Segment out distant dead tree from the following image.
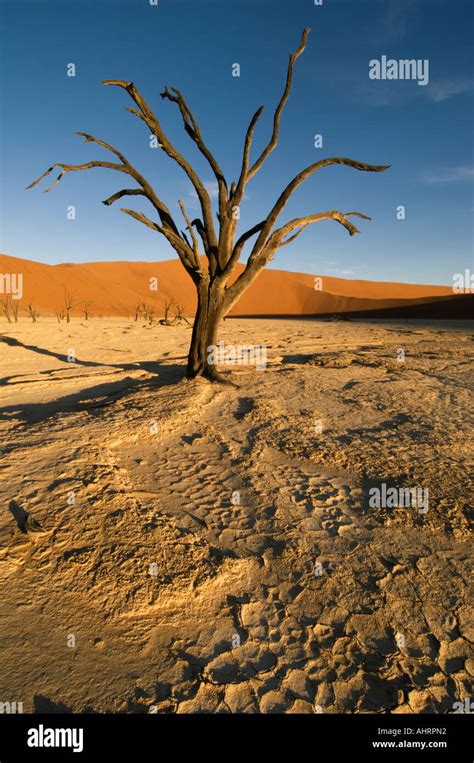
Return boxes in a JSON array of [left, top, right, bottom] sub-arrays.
[[134, 300, 144, 321], [28, 28, 388, 382], [2, 297, 20, 323], [82, 302, 92, 320], [159, 296, 176, 325], [55, 307, 65, 323], [63, 288, 76, 323], [0, 297, 12, 323], [27, 303, 39, 323], [135, 299, 157, 323], [173, 302, 191, 326], [142, 302, 156, 325], [160, 299, 190, 326], [10, 299, 20, 322]]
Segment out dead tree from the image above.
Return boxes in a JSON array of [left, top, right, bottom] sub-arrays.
[[27, 28, 388, 382], [82, 302, 92, 320], [0, 297, 12, 323], [134, 300, 144, 321], [27, 303, 39, 323], [159, 297, 176, 325], [55, 307, 65, 323], [173, 302, 191, 326], [63, 288, 76, 323], [11, 300, 20, 322], [142, 303, 156, 325], [161, 301, 191, 326]]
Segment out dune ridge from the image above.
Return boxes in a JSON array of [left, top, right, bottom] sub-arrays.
[[0, 253, 459, 319]]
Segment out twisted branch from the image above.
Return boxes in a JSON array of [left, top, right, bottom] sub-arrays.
[[27, 131, 182, 238], [26, 160, 125, 193], [102, 79, 218, 256], [249, 157, 389, 259], [178, 199, 204, 273], [120, 207, 197, 277], [224, 211, 372, 311], [267, 210, 371, 249], [161, 86, 228, 215], [246, 28, 310, 183], [233, 106, 264, 203]]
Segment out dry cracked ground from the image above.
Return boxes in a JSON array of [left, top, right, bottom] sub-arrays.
[[0, 317, 472, 714]]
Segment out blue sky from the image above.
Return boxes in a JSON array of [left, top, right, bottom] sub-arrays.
[[0, 0, 472, 284]]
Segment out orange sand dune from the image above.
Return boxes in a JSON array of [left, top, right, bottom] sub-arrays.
[[0, 253, 456, 318]]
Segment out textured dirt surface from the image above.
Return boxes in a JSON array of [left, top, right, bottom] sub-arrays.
[[0, 317, 472, 713]]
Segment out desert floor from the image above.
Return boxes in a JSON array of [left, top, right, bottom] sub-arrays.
[[0, 317, 472, 713]]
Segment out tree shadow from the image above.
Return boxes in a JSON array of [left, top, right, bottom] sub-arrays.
[[0, 362, 186, 424], [0, 335, 108, 367], [8, 499, 29, 533], [281, 353, 314, 365], [33, 695, 72, 713], [0, 335, 183, 376], [8, 499, 42, 533]]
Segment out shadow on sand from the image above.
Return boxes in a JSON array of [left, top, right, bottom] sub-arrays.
[[0, 335, 187, 424]]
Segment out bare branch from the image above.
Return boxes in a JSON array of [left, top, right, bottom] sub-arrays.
[[190, 217, 216, 276], [181, 229, 192, 248], [75, 131, 180, 234], [102, 188, 146, 206], [234, 220, 266, 253], [277, 224, 309, 247], [102, 79, 218, 255], [246, 28, 310, 183], [250, 157, 389, 258], [125, 106, 152, 129], [267, 210, 372, 249], [224, 211, 372, 313], [178, 199, 200, 260], [220, 105, 263, 273], [119, 207, 159, 233], [161, 86, 228, 214], [120, 207, 198, 278], [76, 131, 129, 163], [222, 220, 266, 279], [27, 131, 185, 242], [26, 165, 64, 190], [233, 106, 264, 203], [26, 160, 125, 192]]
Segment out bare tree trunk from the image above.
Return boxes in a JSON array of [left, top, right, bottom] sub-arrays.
[[187, 280, 227, 381]]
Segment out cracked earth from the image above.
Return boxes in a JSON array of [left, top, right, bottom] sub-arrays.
[[0, 318, 472, 713]]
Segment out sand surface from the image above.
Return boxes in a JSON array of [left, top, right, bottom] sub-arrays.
[[0, 317, 472, 713]]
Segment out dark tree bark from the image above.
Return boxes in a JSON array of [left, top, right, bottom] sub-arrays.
[[28, 29, 389, 383]]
